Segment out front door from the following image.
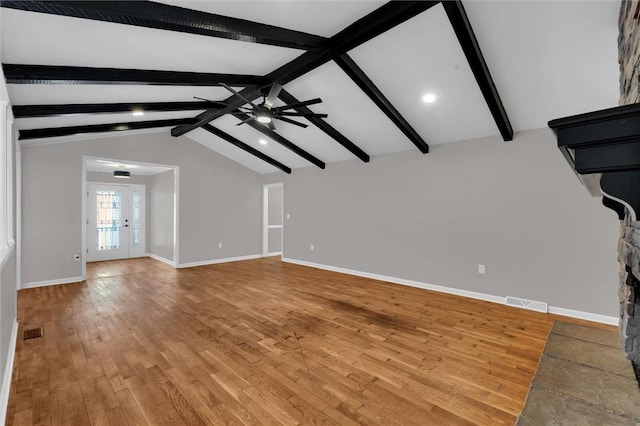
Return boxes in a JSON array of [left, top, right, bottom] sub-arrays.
[[87, 184, 145, 262]]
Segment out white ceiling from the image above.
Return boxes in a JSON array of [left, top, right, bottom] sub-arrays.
[[85, 158, 172, 176], [1, 1, 621, 174]]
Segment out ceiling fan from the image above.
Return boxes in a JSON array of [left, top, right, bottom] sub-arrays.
[[220, 83, 327, 131]]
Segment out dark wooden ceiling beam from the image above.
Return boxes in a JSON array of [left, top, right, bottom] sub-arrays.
[[172, 1, 439, 137], [3, 64, 266, 86], [334, 54, 429, 153], [19, 118, 193, 140], [233, 111, 325, 169], [202, 124, 291, 174], [0, 1, 327, 51], [277, 89, 370, 162], [442, 1, 513, 141], [13, 101, 225, 118]]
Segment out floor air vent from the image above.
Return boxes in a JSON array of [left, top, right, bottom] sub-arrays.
[[505, 296, 548, 313], [23, 327, 43, 340]]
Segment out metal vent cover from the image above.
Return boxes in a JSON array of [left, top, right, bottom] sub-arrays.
[[23, 327, 43, 340]]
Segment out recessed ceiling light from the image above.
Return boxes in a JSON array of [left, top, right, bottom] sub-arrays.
[[132, 110, 144, 116], [422, 93, 437, 103], [259, 139, 268, 145]]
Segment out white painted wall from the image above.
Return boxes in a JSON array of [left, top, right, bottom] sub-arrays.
[[264, 128, 620, 318]]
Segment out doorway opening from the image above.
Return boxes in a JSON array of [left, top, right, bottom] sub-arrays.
[[82, 156, 179, 278], [263, 183, 283, 257]]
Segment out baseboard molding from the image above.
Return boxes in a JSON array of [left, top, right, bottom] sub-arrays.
[[281, 257, 619, 326], [146, 253, 176, 267], [178, 254, 262, 269], [21, 276, 84, 289], [0, 320, 18, 424], [282, 257, 505, 304], [264, 252, 282, 257], [548, 306, 618, 326]]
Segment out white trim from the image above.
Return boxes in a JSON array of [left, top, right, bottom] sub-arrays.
[[146, 253, 176, 267], [0, 319, 18, 425], [281, 257, 619, 325], [15, 142, 21, 290], [21, 276, 84, 289], [548, 306, 618, 325], [264, 252, 282, 257], [0, 243, 13, 270], [267, 225, 282, 229], [173, 166, 180, 267], [178, 254, 262, 269]]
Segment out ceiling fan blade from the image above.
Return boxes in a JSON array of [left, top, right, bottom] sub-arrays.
[[221, 83, 258, 107], [192, 97, 228, 107], [277, 112, 328, 118], [264, 83, 283, 109], [273, 98, 322, 111], [236, 116, 255, 126], [275, 116, 308, 128]]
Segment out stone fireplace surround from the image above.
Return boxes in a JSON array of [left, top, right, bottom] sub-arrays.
[[549, 0, 640, 382]]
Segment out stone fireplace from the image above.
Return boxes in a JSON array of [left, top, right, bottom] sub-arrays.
[[549, 0, 640, 380]]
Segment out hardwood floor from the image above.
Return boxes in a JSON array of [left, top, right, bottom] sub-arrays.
[[6, 257, 615, 425]]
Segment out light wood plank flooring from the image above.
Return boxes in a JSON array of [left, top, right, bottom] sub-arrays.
[[6, 257, 615, 425]]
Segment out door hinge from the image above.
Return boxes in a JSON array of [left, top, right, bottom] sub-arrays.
[[86, 248, 88, 254]]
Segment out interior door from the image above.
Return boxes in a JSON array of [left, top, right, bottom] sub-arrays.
[[87, 184, 145, 262]]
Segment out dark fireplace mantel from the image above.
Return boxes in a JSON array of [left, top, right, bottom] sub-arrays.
[[550, 103, 640, 378], [549, 103, 640, 220]]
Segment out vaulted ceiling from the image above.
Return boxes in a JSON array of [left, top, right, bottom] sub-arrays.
[[1, 1, 619, 174]]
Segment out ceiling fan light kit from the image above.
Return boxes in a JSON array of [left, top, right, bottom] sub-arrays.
[[113, 170, 131, 178]]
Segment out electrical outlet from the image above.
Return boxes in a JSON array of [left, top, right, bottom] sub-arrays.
[[73, 254, 81, 262], [286, 213, 291, 219], [310, 244, 314, 251], [218, 242, 222, 249], [478, 264, 485, 274]]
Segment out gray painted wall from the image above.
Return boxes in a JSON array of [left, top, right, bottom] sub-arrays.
[[149, 169, 174, 261], [0, 32, 17, 393], [22, 131, 262, 284], [86, 171, 152, 251], [264, 128, 620, 317]]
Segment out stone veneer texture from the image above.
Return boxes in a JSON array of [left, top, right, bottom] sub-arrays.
[[619, 0, 640, 105]]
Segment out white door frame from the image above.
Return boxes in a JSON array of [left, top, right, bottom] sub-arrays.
[[81, 156, 180, 279], [263, 183, 283, 257]]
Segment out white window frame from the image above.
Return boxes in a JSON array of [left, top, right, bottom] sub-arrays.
[[0, 100, 15, 266]]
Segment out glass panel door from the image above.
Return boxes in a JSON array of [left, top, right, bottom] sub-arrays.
[[87, 184, 145, 262]]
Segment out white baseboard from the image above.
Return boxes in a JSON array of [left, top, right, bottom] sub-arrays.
[[0, 320, 18, 424], [282, 257, 505, 304], [21, 276, 84, 289], [146, 253, 176, 267], [281, 257, 619, 326], [178, 254, 262, 269], [548, 306, 618, 326], [264, 252, 282, 257]]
